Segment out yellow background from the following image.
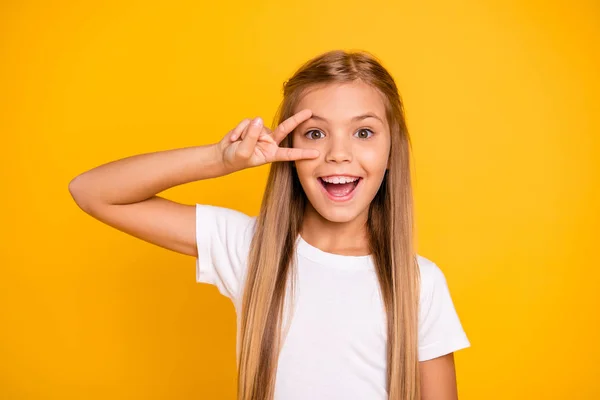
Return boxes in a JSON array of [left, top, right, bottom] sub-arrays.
[[1, 0, 599, 398]]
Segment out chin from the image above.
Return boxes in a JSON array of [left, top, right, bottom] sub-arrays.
[[311, 203, 365, 224]]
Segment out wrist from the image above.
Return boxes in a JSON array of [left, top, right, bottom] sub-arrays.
[[210, 142, 235, 177]]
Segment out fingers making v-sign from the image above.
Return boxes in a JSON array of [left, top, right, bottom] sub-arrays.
[[220, 109, 319, 172]]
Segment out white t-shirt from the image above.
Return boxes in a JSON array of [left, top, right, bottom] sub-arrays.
[[194, 204, 470, 399]]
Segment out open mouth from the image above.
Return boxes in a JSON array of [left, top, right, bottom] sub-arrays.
[[318, 177, 362, 200]]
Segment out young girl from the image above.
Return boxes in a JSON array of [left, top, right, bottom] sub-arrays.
[[69, 50, 470, 400]]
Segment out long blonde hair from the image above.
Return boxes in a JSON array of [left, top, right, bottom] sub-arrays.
[[238, 50, 420, 400]]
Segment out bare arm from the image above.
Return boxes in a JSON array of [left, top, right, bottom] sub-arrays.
[[419, 353, 460, 400], [69, 144, 229, 207], [68, 111, 318, 258], [68, 143, 229, 257]]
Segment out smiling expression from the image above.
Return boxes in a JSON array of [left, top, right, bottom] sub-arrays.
[[292, 80, 391, 224]]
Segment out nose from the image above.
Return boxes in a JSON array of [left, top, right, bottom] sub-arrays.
[[325, 134, 352, 164]]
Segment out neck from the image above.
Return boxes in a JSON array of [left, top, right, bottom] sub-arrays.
[[300, 203, 371, 256]]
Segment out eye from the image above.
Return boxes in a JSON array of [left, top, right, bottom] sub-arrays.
[[305, 129, 325, 140], [355, 128, 374, 139]]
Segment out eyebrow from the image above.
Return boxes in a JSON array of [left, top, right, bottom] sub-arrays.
[[309, 113, 384, 124]]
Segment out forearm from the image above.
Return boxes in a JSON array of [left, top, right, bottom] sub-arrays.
[[68, 144, 227, 206]]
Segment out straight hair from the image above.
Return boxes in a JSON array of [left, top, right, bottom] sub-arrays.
[[237, 49, 420, 400]]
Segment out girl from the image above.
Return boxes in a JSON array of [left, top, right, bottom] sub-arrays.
[[69, 50, 470, 400]]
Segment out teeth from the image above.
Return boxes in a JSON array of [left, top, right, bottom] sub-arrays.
[[321, 176, 359, 184]]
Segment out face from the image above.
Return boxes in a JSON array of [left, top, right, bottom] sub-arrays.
[[292, 80, 391, 225]]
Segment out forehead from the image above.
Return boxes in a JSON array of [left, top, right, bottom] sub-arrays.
[[294, 81, 387, 125]]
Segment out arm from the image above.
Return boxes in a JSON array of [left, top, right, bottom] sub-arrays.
[[68, 111, 318, 258], [419, 353, 459, 400], [68, 143, 230, 257]]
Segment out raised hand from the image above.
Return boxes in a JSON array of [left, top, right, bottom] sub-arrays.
[[219, 109, 319, 173]]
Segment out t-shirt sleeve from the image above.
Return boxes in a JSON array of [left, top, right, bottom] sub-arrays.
[[417, 257, 471, 361], [194, 204, 256, 303]]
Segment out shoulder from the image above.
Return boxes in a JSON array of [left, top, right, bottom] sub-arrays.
[[416, 255, 445, 290], [194, 204, 258, 272], [194, 204, 258, 302], [195, 203, 256, 223], [195, 204, 257, 239], [416, 254, 452, 305]]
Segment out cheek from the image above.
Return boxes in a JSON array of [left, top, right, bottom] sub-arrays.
[[359, 146, 389, 173], [294, 158, 318, 182]]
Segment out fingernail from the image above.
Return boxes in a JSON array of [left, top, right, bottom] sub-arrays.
[[253, 117, 263, 126]]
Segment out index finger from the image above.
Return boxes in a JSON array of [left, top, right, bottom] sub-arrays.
[[272, 109, 312, 144]]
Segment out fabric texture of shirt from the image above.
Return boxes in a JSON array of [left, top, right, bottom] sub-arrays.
[[194, 204, 470, 399]]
